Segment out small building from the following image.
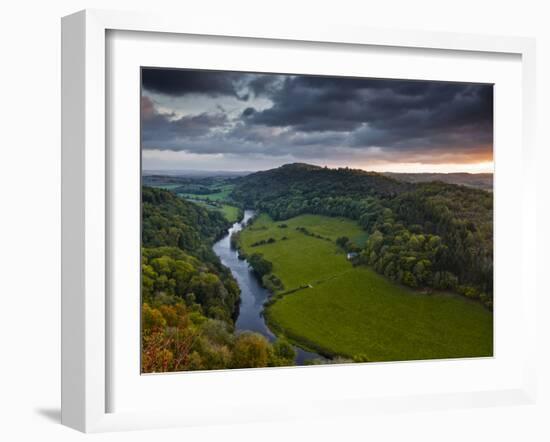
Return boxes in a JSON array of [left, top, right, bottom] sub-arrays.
[[347, 252, 359, 260]]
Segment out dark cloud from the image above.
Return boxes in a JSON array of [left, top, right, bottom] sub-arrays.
[[141, 96, 228, 144], [247, 76, 492, 136], [142, 69, 243, 97], [141, 70, 493, 165], [141, 69, 281, 100], [242, 107, 256, 118], [350, 85, 493, 151], [246, 75, 285, 97]]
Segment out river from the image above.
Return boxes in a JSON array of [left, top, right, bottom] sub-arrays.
[[212, 209, 322, 365]]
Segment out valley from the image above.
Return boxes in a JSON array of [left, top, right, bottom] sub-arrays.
[[141, 163, 494, 371]]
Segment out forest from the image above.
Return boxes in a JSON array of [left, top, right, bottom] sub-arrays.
[[141, 187, 295, 372]]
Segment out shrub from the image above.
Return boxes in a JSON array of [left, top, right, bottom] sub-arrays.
[[270, 339, 296, 366], [248, 253, 273, 278]]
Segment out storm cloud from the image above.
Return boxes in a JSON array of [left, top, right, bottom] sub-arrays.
[[142, 69, 242, 97], [141, 68, 493, 170]]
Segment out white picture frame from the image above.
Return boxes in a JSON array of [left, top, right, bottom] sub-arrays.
[[61, 9, 538, 433]]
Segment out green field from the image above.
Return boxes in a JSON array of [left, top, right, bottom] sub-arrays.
[[148, 183, 182, 190], [219, 204, 242, 223], [175, 181, 240, 223], [239, 213, 493, 362], [183, 198, 241, 223], [178, 184, 234, 202], [240, 214, 364, 289]]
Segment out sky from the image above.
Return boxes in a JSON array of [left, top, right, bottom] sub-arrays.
[[141, 68, 494, 173]]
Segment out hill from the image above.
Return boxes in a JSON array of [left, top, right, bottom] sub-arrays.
[[383, 172, 493, 191], [232, 163, 409, 212], [141, 186, 240, 320], [231, 163, 493, 306], [142, 186, 231, 258]]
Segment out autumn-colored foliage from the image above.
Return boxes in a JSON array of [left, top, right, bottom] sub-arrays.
[[141, 302, 295, 373]]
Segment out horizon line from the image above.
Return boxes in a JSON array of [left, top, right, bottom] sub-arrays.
[[143, 163, 494, 175]]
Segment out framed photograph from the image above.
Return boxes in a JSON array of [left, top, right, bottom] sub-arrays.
[[61, 9, 537, 432]]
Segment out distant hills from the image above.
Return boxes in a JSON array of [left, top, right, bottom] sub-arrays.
[[143, 169, 251, 178], [383, 172, 493, 191], [145, 164, 493, 191]]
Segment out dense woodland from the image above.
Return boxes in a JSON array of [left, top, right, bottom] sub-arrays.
[[141, 187, 295, 372], [231, 163, 493, 308]]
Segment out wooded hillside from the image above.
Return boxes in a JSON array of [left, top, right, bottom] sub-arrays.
[[232, 163, 493, 307]]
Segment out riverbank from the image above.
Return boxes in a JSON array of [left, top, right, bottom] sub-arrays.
[[212, 210, 323, 365]]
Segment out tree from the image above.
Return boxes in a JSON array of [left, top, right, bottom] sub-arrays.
[[231, 333, 270, 368], [413, 259, 432, 285], [142, 303, 166, 331], [402, 271, 418, 288], [366, 230, 384, 254], [270, 339, 296, 366], [248, 253, 273, 278], [336, 236, 350, 248]]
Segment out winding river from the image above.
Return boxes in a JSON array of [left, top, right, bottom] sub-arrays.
[[213, 210, 322, 365]]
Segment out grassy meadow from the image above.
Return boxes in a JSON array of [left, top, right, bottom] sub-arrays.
[[219, 204, 242, 223], [240, 214, 364, 289], [239, 213, 493, 362], [178, 184, 234, 202], [184, 199, 242, 223], [147, 183, 182, 190], [164, 180, 241, 223]]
